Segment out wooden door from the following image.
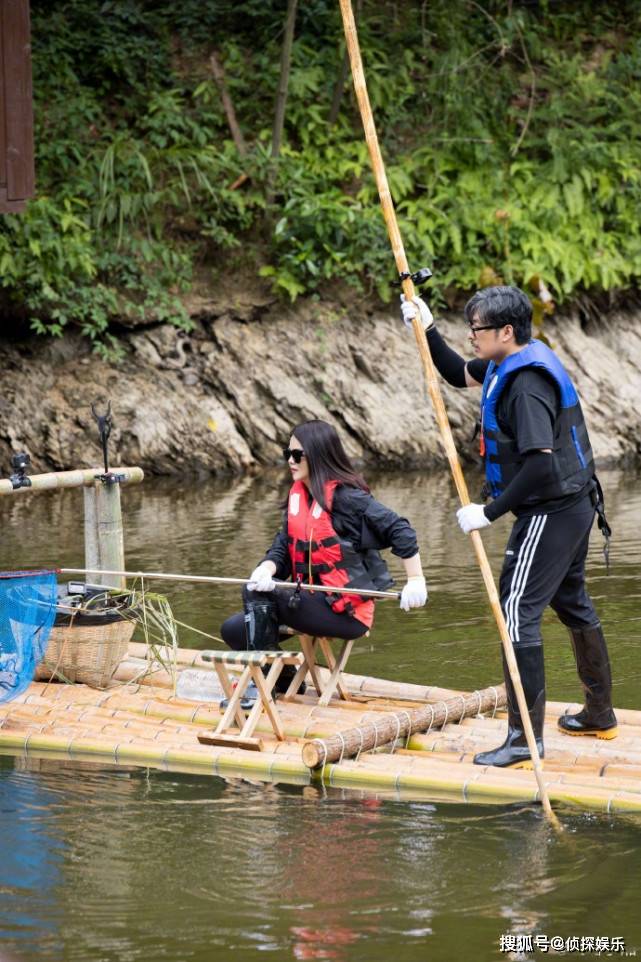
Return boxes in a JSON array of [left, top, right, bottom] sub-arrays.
[[0, 0, 34, 214]]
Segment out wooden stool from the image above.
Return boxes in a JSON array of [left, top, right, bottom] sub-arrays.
[[285, 634, 356, 707], [197, 648, 304, 751]]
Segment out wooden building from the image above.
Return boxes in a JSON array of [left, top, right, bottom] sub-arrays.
[[0, 0, 34, 214]]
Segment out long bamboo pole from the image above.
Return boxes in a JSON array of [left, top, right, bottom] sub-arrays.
[[60, 567, 400, 600], [338, 0, 559, 829]]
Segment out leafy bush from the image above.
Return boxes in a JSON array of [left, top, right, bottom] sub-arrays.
[[1, 0, 641, 349]]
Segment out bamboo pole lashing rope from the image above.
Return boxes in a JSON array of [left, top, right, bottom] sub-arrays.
[[302, 684, 509, 769]]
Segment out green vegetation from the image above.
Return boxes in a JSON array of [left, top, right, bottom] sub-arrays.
[[1, 0, 641, 350]]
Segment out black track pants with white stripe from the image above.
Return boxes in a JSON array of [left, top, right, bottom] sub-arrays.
[[499, 494, 600, 648]]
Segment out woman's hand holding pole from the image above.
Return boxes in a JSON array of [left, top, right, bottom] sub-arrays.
[[247, 561, 277, 592], [400, 553, 428, 611]]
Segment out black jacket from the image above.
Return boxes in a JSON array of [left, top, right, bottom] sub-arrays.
[[263, 484, 419, 581]]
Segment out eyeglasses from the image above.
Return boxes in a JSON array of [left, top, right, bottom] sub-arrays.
[[283, 447, 305, 464], [469, 324, 499, 336]]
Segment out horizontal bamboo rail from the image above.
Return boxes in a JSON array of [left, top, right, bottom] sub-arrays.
[[0, 466, 143, 496], [302, 684, 505, 768]]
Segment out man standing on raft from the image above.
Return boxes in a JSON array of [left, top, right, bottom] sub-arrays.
[[401, 285, 617, 768]]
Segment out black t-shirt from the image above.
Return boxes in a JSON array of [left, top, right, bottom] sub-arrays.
[[496, 368, 557, 452], [472, 361, 591, 516]]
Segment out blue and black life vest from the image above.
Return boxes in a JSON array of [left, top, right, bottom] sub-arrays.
[[480, 340, 594, 501]]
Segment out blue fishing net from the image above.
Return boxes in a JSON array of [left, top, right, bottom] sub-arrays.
[[0, 570, 58, 704]]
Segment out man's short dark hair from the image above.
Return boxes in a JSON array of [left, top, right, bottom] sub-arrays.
[[464, 286, 532, 344]]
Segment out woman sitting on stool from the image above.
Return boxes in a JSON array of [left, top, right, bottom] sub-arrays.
[[220, 419, 427, 705]]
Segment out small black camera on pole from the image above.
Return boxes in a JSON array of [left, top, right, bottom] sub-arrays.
[[398, 266, 432, 289], [9, 452, 32, 490], [91, 402, 124, 485]]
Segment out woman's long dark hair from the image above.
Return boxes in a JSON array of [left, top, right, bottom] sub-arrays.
[[288, 419, 369, 510]]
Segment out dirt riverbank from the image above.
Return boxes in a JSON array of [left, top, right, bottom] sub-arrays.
[[1, 284, 640, 476]]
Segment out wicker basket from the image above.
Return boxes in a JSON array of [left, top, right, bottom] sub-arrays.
[[36, 619, 135, 689]]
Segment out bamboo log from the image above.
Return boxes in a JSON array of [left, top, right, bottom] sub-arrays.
[[83, 486, 99, 573], [302, 684, 506, 768], [112, 658, 176, 687], [6, 700, 641, 792], [17, 682, 641, 769], [93, 481, 125, 590], [11, 682, 639, 788], [4, 714, 640, 810], [2, 686, 641, 812], [16, 686, 641, 767], [547, 701, 641, 728], [0, 466, 143, 496]]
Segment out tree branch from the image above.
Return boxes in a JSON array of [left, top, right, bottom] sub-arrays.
[[209, 50, 247, 158]]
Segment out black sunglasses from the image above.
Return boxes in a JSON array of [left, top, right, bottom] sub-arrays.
[[283, 447, 305, 464]]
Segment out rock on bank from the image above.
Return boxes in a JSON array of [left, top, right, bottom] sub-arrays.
[[0, 295, 640, 475]]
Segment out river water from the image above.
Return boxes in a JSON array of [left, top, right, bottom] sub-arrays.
[[0, 468, 639, 962]]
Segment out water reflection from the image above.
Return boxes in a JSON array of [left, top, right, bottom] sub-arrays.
[[0, 762, 640, 960]]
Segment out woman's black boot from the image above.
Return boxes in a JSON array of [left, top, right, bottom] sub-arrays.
[[220, 589, 281, 711], [473, 644, 545, 769]]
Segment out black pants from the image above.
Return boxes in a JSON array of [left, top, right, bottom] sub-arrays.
[[499, 494, 599, 649], [220, 587, 370, 651]]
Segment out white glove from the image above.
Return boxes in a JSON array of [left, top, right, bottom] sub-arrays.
[[247, 562, 276, 592], [457, 504, 491, 534], [399, 576, 428, 612], [400, 294, 434, 331]]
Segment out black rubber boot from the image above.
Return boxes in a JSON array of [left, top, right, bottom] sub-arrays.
[[219, 681, 260, 712], [558, 623, 618, 739], [244, 596, 310, 697], [273, 663, 306, 698], [243, 590, 281, 650], [473, 644, 545, 769], [220, 589, 281, 711]]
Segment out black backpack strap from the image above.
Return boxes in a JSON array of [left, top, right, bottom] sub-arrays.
[[591, 476, 612, 572]]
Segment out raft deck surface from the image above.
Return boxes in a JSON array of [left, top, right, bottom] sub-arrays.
[[2, 670, 641, 815]]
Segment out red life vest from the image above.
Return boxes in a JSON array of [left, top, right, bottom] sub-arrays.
[[287, 480, 375, 629]]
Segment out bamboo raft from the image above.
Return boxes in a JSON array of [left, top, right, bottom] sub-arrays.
[[3, 643, 641, 815]]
